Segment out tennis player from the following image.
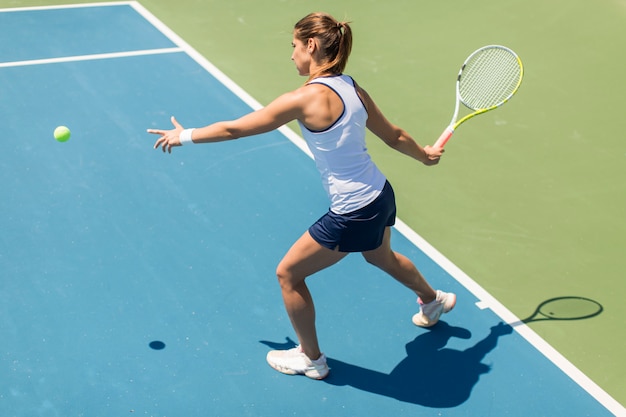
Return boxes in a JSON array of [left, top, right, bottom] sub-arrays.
[[149, 12, 456, 380]]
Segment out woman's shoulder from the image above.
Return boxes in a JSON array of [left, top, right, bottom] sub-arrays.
[[289, 82, 334, 101]]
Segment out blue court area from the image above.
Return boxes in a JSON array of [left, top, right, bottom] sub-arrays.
[[0, 3, 621, 416]]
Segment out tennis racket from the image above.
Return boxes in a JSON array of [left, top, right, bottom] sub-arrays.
[[433, 45, 524, 148]]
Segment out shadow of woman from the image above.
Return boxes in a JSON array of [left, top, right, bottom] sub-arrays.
[[323, 321, 513, 407]]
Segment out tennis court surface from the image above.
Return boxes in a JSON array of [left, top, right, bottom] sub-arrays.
[[1, 3, 623, 416]]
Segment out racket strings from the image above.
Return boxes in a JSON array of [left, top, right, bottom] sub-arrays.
[[459, 47, 522, 110]]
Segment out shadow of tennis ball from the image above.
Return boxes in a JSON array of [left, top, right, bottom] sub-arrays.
[[149, 341, 166, 350]]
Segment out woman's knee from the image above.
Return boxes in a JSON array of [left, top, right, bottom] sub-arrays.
[[275, 262, 289, 283], [275, 262, 301, 291]]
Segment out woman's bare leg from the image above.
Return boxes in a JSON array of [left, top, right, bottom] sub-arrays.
[[275, 231, 348, 360], [361, 227, 437, 303]]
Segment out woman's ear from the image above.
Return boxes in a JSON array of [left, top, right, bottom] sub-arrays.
[[307, 38, 316, 54]]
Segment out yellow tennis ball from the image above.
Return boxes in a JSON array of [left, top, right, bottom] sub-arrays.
[[54, 126, 71, 142]]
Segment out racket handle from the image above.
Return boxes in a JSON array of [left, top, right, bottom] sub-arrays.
[[433, 127, 453, 149]]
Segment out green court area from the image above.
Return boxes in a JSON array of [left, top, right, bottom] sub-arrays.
[[3, 0, 624, 409]]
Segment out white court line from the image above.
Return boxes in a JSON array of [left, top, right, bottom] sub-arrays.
[[0, 47, 183, 68], [129, 2, 625, 415], [4, 2, 622, 415], [0, 1, 133, 13]]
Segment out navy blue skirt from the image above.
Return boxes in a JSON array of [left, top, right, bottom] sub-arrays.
[[308, 181, 396, 252]]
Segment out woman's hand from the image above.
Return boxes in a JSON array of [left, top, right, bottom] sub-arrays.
[[148, 116, 184, 153], [422, 145, 444, 166]]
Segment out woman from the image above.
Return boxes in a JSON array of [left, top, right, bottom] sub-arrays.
[[148, 12, 456, 380]]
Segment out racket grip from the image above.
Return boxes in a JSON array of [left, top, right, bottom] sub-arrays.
[[433, 128, 453, 149]]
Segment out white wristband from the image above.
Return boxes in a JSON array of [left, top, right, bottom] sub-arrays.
[[179, 128, 195, 145]]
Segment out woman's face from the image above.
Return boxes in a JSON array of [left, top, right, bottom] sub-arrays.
[[291, 36, 311, 76]]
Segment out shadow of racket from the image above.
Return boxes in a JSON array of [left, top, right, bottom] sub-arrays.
[[510, 296, 603, 327]]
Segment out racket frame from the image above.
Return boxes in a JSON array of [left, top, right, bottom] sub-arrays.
[[434, 44, 524, 148]]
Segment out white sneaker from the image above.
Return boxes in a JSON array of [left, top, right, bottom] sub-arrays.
[[412, 290, 456, 327], [266, 345, 329, 380]]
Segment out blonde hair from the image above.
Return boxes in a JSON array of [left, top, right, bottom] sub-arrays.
[[294, 12, 353, 81]]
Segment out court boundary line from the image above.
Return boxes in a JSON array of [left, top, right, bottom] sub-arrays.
[[5, 1, 620, 414], [0, 48, 183, 68], [0, 1, 132, 13]]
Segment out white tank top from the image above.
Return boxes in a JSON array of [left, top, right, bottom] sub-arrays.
[[297, 75, 387, 214]]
